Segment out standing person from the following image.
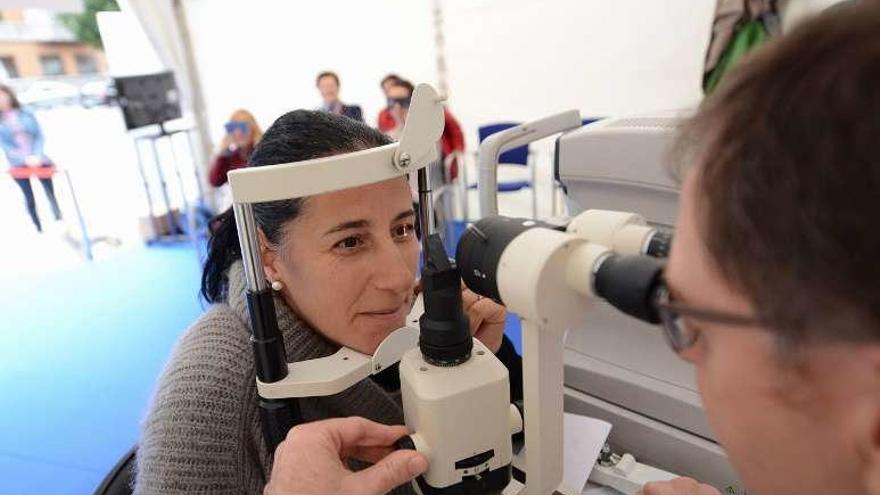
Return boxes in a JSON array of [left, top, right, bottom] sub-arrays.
[[207, 109, 263, 188], [377, 73, 402, 130], [0, 84, 61, 233], [316, 71, 364, 122], [380, 73, 402, 98], [378, 79, 466, 180]]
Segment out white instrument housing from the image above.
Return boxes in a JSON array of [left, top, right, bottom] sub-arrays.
[[401, 338, 519, 491]]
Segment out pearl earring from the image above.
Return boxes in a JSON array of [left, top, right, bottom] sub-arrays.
[[271, 280, 283, 291]]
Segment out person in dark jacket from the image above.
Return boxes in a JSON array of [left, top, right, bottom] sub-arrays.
[[316, 71, 363, 122], [0, 84, 61, 233]]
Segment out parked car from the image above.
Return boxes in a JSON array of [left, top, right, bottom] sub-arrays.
[[18, 80, 80, 109], [79, 79, 118, 108]]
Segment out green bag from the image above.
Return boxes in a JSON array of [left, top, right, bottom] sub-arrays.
[[704, 18, 770, 94]]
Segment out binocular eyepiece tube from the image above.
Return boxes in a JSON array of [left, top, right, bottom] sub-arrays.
[[456, 215, 667, 325]]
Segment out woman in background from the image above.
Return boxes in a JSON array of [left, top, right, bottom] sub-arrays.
[[378, 79, 465, 180], [0, 84, 61, 233], [208, 109, 263, 187]]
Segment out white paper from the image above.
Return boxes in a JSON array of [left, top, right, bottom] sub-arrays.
[[564, 413, 613, 493], [514, 413, 613, 494]]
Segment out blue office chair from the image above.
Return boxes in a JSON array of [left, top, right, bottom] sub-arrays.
[[476, 122, 537, 218]]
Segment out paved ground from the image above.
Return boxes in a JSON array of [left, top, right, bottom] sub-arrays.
[[0, 104, 204, 277]]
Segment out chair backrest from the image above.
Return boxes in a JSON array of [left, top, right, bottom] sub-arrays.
[[478, 122, 529, 166], [93, 445, 136, 495]]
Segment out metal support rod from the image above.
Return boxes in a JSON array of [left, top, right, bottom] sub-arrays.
[[161, 124, 191, 218], [459, 151, 469, 221], [183, 128, 207, 203], [232, 200, 298, 452], [417, 166, 435, 265], [161, 126, 199, 250], [233, 202, 268, 292], [133, 139, 161, 241], [61, 169, 93, 261], [148, 136, 182, 234]]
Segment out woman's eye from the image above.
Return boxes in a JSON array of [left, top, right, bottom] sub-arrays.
[[393, 223, 415, 240], [335, 235, 364, 250]]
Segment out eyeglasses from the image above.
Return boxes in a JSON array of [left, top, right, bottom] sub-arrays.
[[225, 121, 249, 134], [654, 285, 760, 353]]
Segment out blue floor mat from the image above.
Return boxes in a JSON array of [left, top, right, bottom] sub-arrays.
[[0, 244, 204, 494], [0, 222, 521, 495]]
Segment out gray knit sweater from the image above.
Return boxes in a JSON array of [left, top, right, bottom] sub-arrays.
[[133, 261, 416, 494]]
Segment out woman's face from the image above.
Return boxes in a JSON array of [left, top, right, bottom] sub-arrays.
[[387, 86, 411, 120], [231, 124, 252, 148], [265, 176, 419, 354]]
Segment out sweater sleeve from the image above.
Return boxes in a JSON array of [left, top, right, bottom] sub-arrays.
[[208, 153, 233, 187], [133, 308, 264, 495], [441, 110, 466, 154]]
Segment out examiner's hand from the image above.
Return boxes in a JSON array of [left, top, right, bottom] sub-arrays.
[[264, 417, 428, 495], [639, 477, 722, 495], [461, 284, 507, 353]]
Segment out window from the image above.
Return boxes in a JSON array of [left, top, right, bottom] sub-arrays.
[[75, 54, 98, 75], [39, 55, 65, 76], [0, 56, 18, 79]]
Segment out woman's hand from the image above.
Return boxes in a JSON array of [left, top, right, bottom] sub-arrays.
[[265, 417, 428, 495], [461, 284, 507, 353], [639, 478, 722, 495], [412, 282, 507, 353], [25, 155, 41, 166]]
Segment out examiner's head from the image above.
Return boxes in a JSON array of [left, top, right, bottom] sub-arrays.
[[664, 3, 880, 495]]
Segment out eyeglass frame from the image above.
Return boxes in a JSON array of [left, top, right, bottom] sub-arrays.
[[654, 284, 761, 353]]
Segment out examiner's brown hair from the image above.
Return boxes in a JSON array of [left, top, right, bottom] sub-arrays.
[[677, 1, 880, 344]]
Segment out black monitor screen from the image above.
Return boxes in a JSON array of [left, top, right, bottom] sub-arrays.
[[115, 71, 182, 130]]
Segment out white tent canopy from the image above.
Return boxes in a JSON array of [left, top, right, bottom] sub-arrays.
[[122, 0, 713, 148], [115, 0, 846, 201]]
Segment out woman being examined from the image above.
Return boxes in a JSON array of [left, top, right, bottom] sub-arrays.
[[133, 110, 521, 495]]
